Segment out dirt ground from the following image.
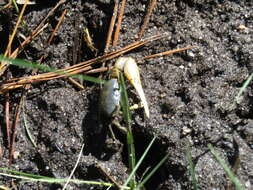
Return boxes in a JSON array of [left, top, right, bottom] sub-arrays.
[[0, 0, 253, 189]]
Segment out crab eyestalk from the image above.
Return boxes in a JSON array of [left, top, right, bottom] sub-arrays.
[[115, 57, 150, 118]]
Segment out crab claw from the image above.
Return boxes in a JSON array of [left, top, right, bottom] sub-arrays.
[[115, 57, 150, 118]]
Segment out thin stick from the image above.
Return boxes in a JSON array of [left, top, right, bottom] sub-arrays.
[[33, 0, 66, 39], [100, 0, 119, 79], [112, 0, 126, 47], [46, 9, 84, 89], [96, 163, 122, 189], [0, 0, 12, 11], [0, 0, 66, 75], [85, 67, 108, 74], [83, 27, 98, 53], [8, 95, 24, 165], [11, 24, 48, 58], [143, 46, 196, 60], [5, 93, 11, 147], [16, 0, 66, 55], [68, 78, 85, 89], [104, 0, 119, 53], [47, 9, 67, 44], [5, 0, 28, 55], [62, 144, 84, 190], [137, 0, 157, 40], [0, 0, 29, 75], [1, 23, 47, 77], [0, 34, 165, 92]]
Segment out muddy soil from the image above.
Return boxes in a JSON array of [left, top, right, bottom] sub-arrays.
[[0, 0, 253, 189]]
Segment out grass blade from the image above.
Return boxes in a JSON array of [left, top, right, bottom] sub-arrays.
[[121, 136, 156, 190], [208, 144, 244, 190], [0, 168, 115, 187], [119, 72, 136, 188], [0, 168, 54, 179], [119, 72, 132, 128], [186, 146, 198, 190], [235, 73, 253, 104], [135, 153, 169, 189], [12, 0, 20, 13]]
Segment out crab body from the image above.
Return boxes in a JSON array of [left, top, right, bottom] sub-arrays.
[[99, 78, 121, 118]]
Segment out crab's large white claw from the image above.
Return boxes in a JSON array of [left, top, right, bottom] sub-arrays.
[[115, 57, 150, 118]]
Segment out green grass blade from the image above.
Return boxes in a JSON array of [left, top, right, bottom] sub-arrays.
[[119, 72, 132, 128], [135, 153, 169, 189], [122, 136, 156, 190], [186, 147, 198, 190], [0, 168, 52, 179], [0, 55, 105, 84], [0, 55, 56, 72], [119, 72, 136, 188], [0, 168, 118, 187], [127, 131, 136, 174], [235, 73, 253, 104], [208, 144, 244, 190], [0, 172, 114, 186], [12, 0, 20, 13]]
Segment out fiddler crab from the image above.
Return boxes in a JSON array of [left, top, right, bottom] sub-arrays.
[[99, 57, 149, 134]]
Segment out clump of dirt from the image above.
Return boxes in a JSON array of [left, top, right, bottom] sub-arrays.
[[0, 0, 252, 189]]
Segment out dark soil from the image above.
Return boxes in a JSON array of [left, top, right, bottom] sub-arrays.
[[0, 0, 253, 189]]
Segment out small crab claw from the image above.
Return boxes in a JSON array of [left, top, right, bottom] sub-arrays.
[[115, 57, 150, 118]]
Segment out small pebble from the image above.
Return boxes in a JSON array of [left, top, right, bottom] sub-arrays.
[[182, 126, 191, 135]]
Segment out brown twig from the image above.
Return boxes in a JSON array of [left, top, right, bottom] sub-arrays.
[[100, 0, 119, 79], [5, 93, 11, 147], [0, 34, 165, 92], [0, 0, 12, 11], [68, 78, 85, 90], [104, 0, 119, 53], [143, 46, 196, 60], [0, 0, 29, 76], [112, 0, 126, 47], [11, 24, 48, 58], [85, 67, 108, 74], [0, 0, 66, 76], [47, 9, 67, 44], [83, 27, 98, 53], [9, 95, 24, 165], [33, 0, 66, 39], [14, 0, 66, 56], [96, 163, 122, 189], [46, 9, 85, 89], [137, 0, 157, 40], [5, 0, 28, 54]]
